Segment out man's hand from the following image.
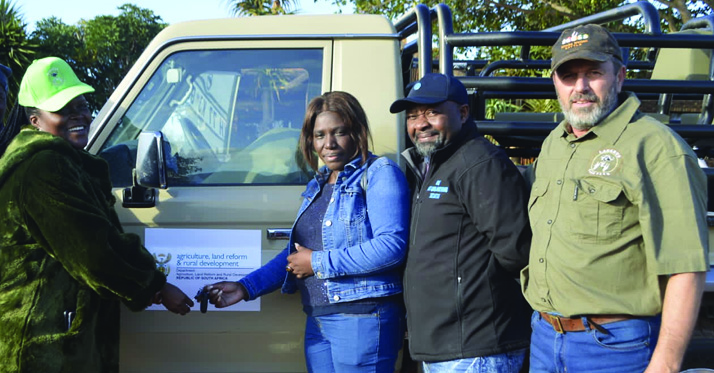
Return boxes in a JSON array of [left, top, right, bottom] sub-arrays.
[[644, 271, 705, 373], [287, 243, 314, 279]]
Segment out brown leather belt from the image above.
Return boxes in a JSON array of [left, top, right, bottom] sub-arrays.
[[539, 312, 634, 334]]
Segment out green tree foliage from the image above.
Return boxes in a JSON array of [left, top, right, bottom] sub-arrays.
[[654, 0, 714, 32], [0, 0, 35, 111], [331, 0, 712, 65], [229, 0, 299, 16], [333, 1, 711, 33], [30, 4, 166, 112], [332, 0, 711, 115]]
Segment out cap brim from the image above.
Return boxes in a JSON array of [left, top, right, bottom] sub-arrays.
[[37, 83, 95, 112], [389, 96, 447, 113], [552, 51, 612, 71]]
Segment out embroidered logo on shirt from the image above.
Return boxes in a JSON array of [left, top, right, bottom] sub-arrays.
[[589, 149, 621, 176], [426, 179, 449, 199]]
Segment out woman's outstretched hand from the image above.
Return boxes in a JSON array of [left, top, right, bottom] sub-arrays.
[[202, 281, 247, 308]]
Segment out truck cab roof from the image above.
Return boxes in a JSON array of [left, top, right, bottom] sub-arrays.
[[151, 14, 397, 41]]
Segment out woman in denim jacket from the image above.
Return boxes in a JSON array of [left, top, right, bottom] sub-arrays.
[[204, 91, 410, 372]]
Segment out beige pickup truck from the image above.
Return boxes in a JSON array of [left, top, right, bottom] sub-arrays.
[[86, 2, 714, 371]]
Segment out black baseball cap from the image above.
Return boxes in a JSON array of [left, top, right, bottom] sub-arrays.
[[551, 24, 623, 71], [389, 73, 468, 113]]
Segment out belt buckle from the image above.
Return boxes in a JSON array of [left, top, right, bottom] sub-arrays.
[[552, 315, 565, 334]]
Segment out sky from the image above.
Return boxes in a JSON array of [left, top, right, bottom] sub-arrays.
[[17, 0, 354, 31]]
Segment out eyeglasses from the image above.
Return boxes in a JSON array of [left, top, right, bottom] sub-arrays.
[[406, 109, 440, 124]]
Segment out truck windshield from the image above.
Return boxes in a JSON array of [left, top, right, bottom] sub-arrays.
[[99, 48, 323, 187]]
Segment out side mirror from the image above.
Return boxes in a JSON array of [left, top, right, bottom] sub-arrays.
[[122, 131, 168, 208], [135, 131, 167, 189]]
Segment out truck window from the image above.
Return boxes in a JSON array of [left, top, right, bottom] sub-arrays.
[[99, 49, 323, 187]]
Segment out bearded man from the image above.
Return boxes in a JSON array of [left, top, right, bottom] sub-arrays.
[[0, 64, 11, 127], [391, 73, 532, 372], [522, 24, 709, 373]]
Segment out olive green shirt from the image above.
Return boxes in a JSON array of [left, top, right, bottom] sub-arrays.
[[521, 92, 709, 317]]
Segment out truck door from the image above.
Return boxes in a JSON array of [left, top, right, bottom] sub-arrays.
[[89, 40, 332, 372]]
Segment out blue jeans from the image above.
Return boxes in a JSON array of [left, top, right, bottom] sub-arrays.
[[421, 349, 526, 373], [304, 300, 405, 372], [530, 311, 661, 373]]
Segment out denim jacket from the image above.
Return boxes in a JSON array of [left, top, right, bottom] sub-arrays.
[[240, 154, 410, 303]]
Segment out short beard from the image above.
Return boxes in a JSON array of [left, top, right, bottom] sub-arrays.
[[560, 84, 619, 131], [413, 135, 445, 158]]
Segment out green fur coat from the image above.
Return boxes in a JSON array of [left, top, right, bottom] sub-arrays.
[[0, 127, 166, 372]]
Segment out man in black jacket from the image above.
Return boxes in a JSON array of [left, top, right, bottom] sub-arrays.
[[0, 64, 11, 128], [390, 73, 532, 372]]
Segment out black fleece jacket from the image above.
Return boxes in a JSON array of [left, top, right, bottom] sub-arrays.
[[401, 120, 532, 361]]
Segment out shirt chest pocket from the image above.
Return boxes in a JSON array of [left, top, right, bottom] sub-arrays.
[[529, 179, 549, 210], [528, 179, 549, 227], [573, 178, 627, 243], [337, 186, 367, 225]]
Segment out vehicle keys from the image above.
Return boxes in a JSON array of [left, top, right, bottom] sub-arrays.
[[194, 287, 209, 313]]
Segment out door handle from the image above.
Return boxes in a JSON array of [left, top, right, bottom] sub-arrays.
[[267, 228, 291, 240]]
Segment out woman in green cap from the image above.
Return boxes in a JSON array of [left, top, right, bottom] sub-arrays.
[[0, 56, 194, 372]]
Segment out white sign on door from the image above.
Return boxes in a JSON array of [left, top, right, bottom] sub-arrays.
[[144, 228, 262, 311]]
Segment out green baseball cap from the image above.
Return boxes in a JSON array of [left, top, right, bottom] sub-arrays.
[[18, 57, 94, 112], [551, 24, 623, 72]]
